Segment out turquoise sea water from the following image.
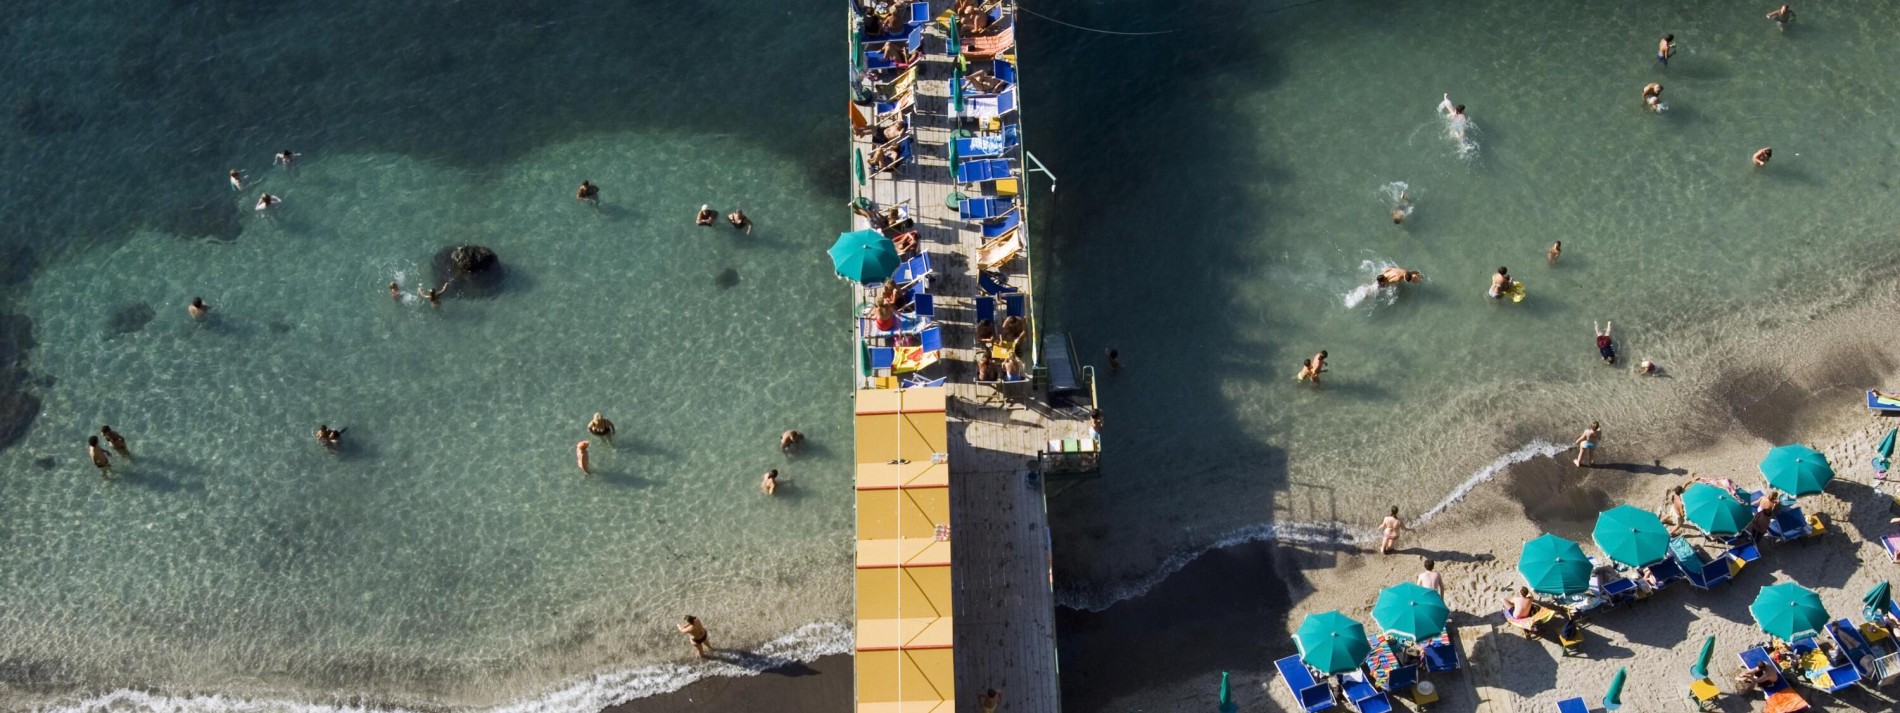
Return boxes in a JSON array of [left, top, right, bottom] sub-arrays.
[[5, 0, 1900, 710]]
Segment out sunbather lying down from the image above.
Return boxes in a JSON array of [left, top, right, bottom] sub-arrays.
[[1874, 390, 1900, 407], [1735, 661, 1779, 690]]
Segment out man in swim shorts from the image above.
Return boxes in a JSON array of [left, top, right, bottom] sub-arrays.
[[1766, 5, 1794, 30], [1657, 34, 1675, 66], [1489, 267, 1512, 299], [678, 615, 712, 657], [1594, 320, 1616, 364], [1375, 267, 1422, 287]]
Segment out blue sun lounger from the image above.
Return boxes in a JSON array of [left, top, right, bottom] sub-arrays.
[[956, 158, 1015, 184], [871, 137, 914, 174], [1644, 557, 1686, 589], [959, 197, 1012, 220], [1003, 292, 1026, 318], [1739, 647, 1797, 696], [981, 211, 1020, 238], [906, 293, 934, 319], [1556, 699, 1587, 713], [992, 58, 1016, 86], [1828, 618, 1881, 688], [954, 124, 1020, 160], [977, 271, 1014, 296], [918, 324, 943, 355], [1680, 552, 1734, 590], [961, 86, 1018, 121], [902, 375, 945, 389], [860, 2, 929, 41], [974, 296, 996, 325], [1870, 390, 1900, 411], [1422, 635, 1460, 672], [892, 252, 932, 286], [1274, 656, 1336, 712], [1769, 507, 1811, 541], [1339, 671, 1392, 713]]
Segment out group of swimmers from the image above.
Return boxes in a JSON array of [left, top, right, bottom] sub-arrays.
[[85, 426, 133, 478], [1647, 8, 1800, 162]]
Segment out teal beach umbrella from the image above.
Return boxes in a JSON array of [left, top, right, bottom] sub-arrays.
[[1518, 533, 1593, 596], [1294, 611, 1371, 674], [1372, 582, 1450, 642], [947, 15, 960, 62], [1682, 483, 1752, 535], [1865, 581, 1892, 614], [854, 147, 866, 187], [1751, 582, 1829, 641], [1875, 428, 1895, 475], [1604, 667, 1627, 710], [1592, 505, 1670, 567], [951, 62, 965, 115], [1761, 444, 1834, 496], [1217, 671, 1236, 713], [1690, 635, 1716, 679], [828, 229, 899, 283]]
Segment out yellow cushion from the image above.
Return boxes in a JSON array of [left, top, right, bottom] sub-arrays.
[[1689, 677, 1719, 701]]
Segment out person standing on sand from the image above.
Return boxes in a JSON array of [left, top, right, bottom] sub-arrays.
[[1417, 559, 1441, 591], [678, 615, 712, 657], [100, 426, 132, 461], [588, 412, 616, 447], [1660, 485, 1687, 534], [1379, 506, 1405, 555], [761, 469, 779, 495], [1574, 421, 1603, 467], [980, 688, 1002, 713], [575, 441, 591, 475], [88, 436, 114, 479], [1547, 241, 1562, 265], [188, 297, 210, 320]]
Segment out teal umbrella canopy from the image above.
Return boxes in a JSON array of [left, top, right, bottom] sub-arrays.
[[1876, 428, 1895, 473], [1294, 611, 1371, 674], [1592, 505, 1670, 567], [1690, 635, 1716, 679], [1518, 533, 1593, 596], [1761, 444, 1834, 496], [1372, 582, 1450, 642], [828, 229, 899, 283], [1751, 582, 1829, 642], [1865, 581, 1892, 612], [1604, 667, 1627, 710], [1682, 483, 1752, 536], [1217, 671, 1235, 713]]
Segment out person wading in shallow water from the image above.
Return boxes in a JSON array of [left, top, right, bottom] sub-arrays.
[[100, 426, 132, 461], [1379, 506, 1406, 555], [588, 412, 616, 447], [678, 615, 712, 657], [88, 436, 114, 479]]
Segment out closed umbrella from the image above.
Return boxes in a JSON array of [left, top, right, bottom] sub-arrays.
[[1865, 581, 1892, 614], [1682, 483, 1752, 536], [854, 147, 866, 187], [1761, 444, 1834, 496], [1875, 428, 1895, 476], [1751, 582, 1829, 642], [828, 229, 899, 283], [1217, 671, 1236, 713], [1294, 611, 1370, 674], [1592, 505, 1670, 567], [1603, 667, 1627, 710], [1372, 582, 1450, 642], [1690, 635, 1716, 679], [1518, 533, 1593, 596]]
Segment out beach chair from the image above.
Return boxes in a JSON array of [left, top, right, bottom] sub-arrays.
[[1338, 670, 1392, 713], [961, 86, 1018, 122], [1503, 604, 1555, 639], [1870, 390, 1900, 412], [902, 375, 945, 389], [1645, 558, 1686, 590], [955, 157, 1016, 185], [954, 123, 1021, 160], [1730, 541, 1762, 565], [992, 57, 1017, 85], [1686, 669, 1721, 711], [1555, 698, 1587, 713], [959, 197, 1012, 220], [870, 136, 914, 174], [1422, 633, 1460, 673], [961, 25, 1015, 60], [1739, 647, 1796, 696], [1273, 655, 1336, 713], [1768, 507, 1811, 542], [1557, 618, 1586, 657], [904, 293, 935, 319], [867, 346, 895, 377], [1002, 292, 1027, 319], [981, 210, 1020, 238], [1683, 554, 1733, 590], [977, 270, 1014, 296], [1598, 577, 1638, 606], [974, 295, 996, 325], [976, 229, 1023, 272], [1382, 663, 1418, 693], [892, 252, 933, 287], [1880, 531, 1900, 562]]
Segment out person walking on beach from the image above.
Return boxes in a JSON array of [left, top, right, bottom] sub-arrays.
[[575, 440, 591, 475], [1574, 421, 1603, 467], [761, 469, 780, 495], [1594, 321, 1617, 364], [588, 412, 616, 447], [1660, 485, 1687, 534], [1753, 147, 1773, 167], [979, 688, 1002, 713], [726, 209, 753, 234], [780, 429, 805, 454], [1379, 506, 1405, 555], [87, 436, 114, 479], [1642, 83, 1663, 111], [1488, 267, 1513, 299], [678, 615, 712, 657], [695, 205, 716, 226], [1417, 559, 1441, 591], [1547, 241, 1562, 265], [1766, 5, 1794, 30], [1657, 34, 1676, 66], [100, 426, 132, 461], [188, 297, 210, 320]]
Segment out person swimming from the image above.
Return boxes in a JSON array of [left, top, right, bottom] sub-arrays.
[[1390, 191, 1413, 225], [1488, 267, 1512, 299], [1766, 5, 1794, 29], [588, 412, 616, 447], [419, 283, 448, 308], [576, 180, 599, 206], [1375, 267, 1422, 287], [1753, 147, 1773, 167], [389, 281, 402, 301], [727, 209, 753, 234], [188, 297, 210, 320], [1594, 320, 1617, 364], [695, 205, 716, 226], [1437, 94, 1469, 139], [254, 193, 281, 212], [315, 424, 345, 449], [274, 150, 299, 168], [1548, 241, 1562, 265], [228, 169, 244, 191], [1642, 83, 1663, 111]]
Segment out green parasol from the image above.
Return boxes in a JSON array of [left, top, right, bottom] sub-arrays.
[[1217, 671, 1236, 713], [1592, 504, 1670, 567], [1294, 611, 1371, 674], [1603, 667, 1627, 710], [1372, 582, 1450, 642], [1760, 444, 1834, 496], [1875, 428, 1895, 475], [1682, 483, 1752, 536], [854, 147, 866, 187], [1690, 635, 1716, 679], [951, 62, 965, 115], [828, 229, 899, 283], [1517, 533, 1593, 596], [1751, 582, 1829, 642], [1865, 581, 1892, 613], [946, 15, 960, 63]]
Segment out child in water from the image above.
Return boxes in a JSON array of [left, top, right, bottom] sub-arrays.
[[1594, 321, 1617, 365]]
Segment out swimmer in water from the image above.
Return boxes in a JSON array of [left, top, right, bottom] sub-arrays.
[[419, 283, 448, 308], [695, 205, 716, 226], [1657, 34, 1675, 67], [389, 281, 401, 301], [1766, 5, 1793, 29], [1548, 241, 1562, 265], [274, 150, 299, 169], [1642, 83, 1663, 111], [576, 180, 599, 207], [1375, 267, 1422, 287], [1489, 267, 1512, 299], [1390, 191, 1413, 225], [588, 412, 616, 447], [575, 440, 591, 475], [228, 169, 245, 191], [1594, 320, 1617, 364], [1438, 96, 1470, 140], [254, 192, 281, 213], [1753, 147, 1773, 167], [188, 297, 209, 320], [88, 436, 114, 479], [1639, 359, 1661, 376], [101, 426, 132, 460], [761, 469, 779, 495], [727, 209, 753, 234], [314, 424, 345, 449], [780, 429, 805, 454]]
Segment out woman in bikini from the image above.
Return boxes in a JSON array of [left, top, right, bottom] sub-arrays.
[[1574, 421, 1603, 467]]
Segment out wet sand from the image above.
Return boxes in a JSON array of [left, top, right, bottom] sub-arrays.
[[601, 655, 849, 713]]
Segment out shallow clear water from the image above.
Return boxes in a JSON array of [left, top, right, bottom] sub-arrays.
[[0, 1, 855, 709], [1028, 0, 1900, 604]]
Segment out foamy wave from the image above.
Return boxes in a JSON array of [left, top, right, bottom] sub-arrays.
[[1058, 439, 1566, 613], [29, 622, 852, 713]]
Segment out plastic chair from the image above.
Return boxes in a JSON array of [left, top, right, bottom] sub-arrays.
[[1273, 655, 1336, 712], [1558, 619, 1586, 657], [1556, 698, 1587, 713]]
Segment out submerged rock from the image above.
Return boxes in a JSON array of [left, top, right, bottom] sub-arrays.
[[0, 245, 35, 288], [162, 198, 244, 242], [714, 267, 740, 289], [0, 314, 40, 452], [430, 245, 505, 297], [107, 303, 156, 337]]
